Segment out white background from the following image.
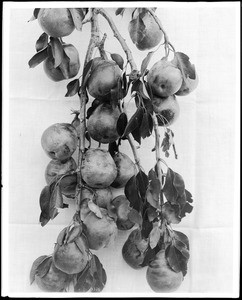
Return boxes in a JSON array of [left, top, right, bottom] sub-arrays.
[[2, 1, 240, 298]]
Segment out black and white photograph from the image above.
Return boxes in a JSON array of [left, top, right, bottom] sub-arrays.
[[2, 1, 240, 297]]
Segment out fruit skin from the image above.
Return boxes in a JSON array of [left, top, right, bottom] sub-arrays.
[[87, 103, 120, 144], [81, 148, 117, 188], [128, 12, 163, 51], [38, 8, 75, 38], [35, 260, 71, 292], [82, 208, 118, 250], [152, 95, 180, 126], [111, 195, 135, 230], [111, 152, 137, 188], [87, 60, 122, 99], [146, 250, 183, 292], [147, 59, 182, 98], [43, 44, 80, 82], [41, 123, 78, 162], [122, 228, 149, 269], [45, 157, 77, 185], [81, 187, 113, 209], [53, 234, 89, 275]]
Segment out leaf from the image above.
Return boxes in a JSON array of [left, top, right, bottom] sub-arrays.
[[28, 8, 40, 22], [35, 256, 52, 278], [128, 209, 142, 225], [28, 47, 49, 68], [68, 8, 86, 31], [115, 8, 125, 16], [136, 170, 149, 199], [116, 112, 128, 137], [131, 80, 150, 100], [140, 111, 152, 139], [56, 227, 68, 245], [123, 107, 144, 137], [49, 37, 65, 68], [74, 264, 92, 292], [131, 127, 141, 145], [111, 53, 124, 70], [66, 224, 83, 244], [149, 226, 161, 249], [88, 200, 102, 218], [140, 51, 154, 77], [173, 239, 190, 259], [129, 15, 146, 47], [165, 244, 183, 273], [89, 255, 107, 292], [172, 52, 196, 81], [30, 255, 49, 284], [54, 185, 68, 209], [108, 141, 119, 157], [173, 230, 190, 250], [81, 58, 98, 87], [124, 176, 142, 212], [180, 201, 193, 218], [35, 33, 48, 52], [140, 245, 160, 267], [65, 79, 80, 97]]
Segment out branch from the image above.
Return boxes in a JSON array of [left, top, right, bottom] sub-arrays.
[[151, 112, 164, 205], [95, 8, 138, 72], [145, 8, 176, 53], [76, 9, 101, 213]]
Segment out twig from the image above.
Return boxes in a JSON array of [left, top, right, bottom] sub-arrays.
[[95, 8, 138, 72], [145, 8, 176, 53]]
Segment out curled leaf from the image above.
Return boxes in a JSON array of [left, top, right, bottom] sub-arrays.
[[111, 53, 124, 70], [116, 112, 128, 137], [88, 200, 102, 218], [149, 226, 161, 249], [140, 51, 154, 77], [65, 79, 80, 97]]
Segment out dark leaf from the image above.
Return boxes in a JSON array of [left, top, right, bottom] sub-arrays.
[[173, 230, 190, 250], [35, 256, 52, 278], [185, 189, 193, 203], [68, 8, 86, 31], [49, 37, 65, 68], [56, 227, 68, 245], [35, 33, 48, 52], [173, 239, 190, 259], [140, 111, 152, 139], [111, 53, 124, 70], [74, 264, 92, 292], [124, 176, 142, 212], [131, 126, 141, 144], [162, 168, 178, 204], [115, 8, 125, 16], [122, 72, 128, 94], [54, 185, 68, 209], [142, 97, 154, 114], [149, 226, 161, 249], [122, 107, 144, 137], [141, 217, 153, 239], [140, 245, 160, 267], [117, 112, 128, 137], [65, 79, 80, 97], [140, 51, 154, 77], [131, 80, 150, 100], [165, 244, 184, 273], [128, 209, 142, 225], [89, 255, 107, 292], [28, 47, 49, 68], [82, 58, 96, 87], [173, 172, 185, 196], [108, 141, 119, 157], [28, 8, 40, 21], [30, 255, 49, 284], [180, 202, 193, 218], [136, 170, 149, 199]]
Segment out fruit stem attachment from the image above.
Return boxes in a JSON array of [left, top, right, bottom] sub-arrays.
[[95, 8, 138, 73]]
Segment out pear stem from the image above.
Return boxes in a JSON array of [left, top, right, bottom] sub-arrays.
[[95, 8, 138, 72], [145, 8, 176, 53], [76, 9, 101, 214]]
